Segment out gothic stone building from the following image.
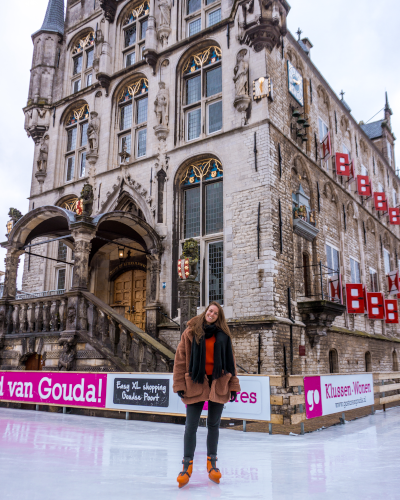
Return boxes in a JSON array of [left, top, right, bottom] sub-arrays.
[[0, 0, 399, 376]]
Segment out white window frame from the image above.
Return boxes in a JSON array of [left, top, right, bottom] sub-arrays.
[[384, 248, 391, 275], [206, 100, 222, 135], [318, 117, 329, 142], [350, 257, 361, 284], [65, 112, 88, 184], [326, 243, 340, 278], [56, 267, 67, 291], [185, 0, 221, 38], [369, 267, 378, 293], [342, 143, 351, 160], [71, 41, 94, 93], [122, 9, 148, 70]]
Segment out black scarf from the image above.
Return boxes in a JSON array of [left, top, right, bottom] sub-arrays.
[[189, 323, 236, 384]]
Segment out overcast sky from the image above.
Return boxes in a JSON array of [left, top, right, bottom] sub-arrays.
[[0, 0, 399, 288]]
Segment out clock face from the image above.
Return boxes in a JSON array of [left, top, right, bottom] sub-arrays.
[[287, 60, 304, 106]]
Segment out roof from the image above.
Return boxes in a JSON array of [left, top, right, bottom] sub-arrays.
[[360, 120, 384, 140], [298, 40, 310, 55], [341, 99, 352, 113], [37, 0, 65, 36]]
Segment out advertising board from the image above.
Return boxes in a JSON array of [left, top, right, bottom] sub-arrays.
[[304, 374, 374, 419]]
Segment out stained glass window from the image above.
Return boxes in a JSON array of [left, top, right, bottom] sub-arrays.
[[206, 182, 223, 234], [208, 242, 223, 304], [184, 187, 200, 238], [186, 76, 201, 105]]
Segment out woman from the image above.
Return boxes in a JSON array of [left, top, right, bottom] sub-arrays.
[[173, 302, 241, 488]]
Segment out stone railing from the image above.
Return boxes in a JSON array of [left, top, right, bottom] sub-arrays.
[[16, 289, 66, 300], [0, 290, 175, 373]]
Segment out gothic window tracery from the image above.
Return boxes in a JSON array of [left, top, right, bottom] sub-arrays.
[[182, 46, 222, 142], [71, 32, 95, 93], [65, 104, 89, 183], [118, 78, 149, 160], [179, 158, 223, 305], [122, 1, 150, 68]]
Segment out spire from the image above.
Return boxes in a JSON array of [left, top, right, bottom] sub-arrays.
[[40, 0, 65, 35], [385, 91, 391, 111]]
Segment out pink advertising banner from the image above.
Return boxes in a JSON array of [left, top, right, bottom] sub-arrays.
[[0, 371, 107, 408], [304, 374, 374, 419]]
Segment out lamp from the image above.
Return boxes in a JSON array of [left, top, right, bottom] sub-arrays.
[[118, 247, 124, 260], [6, 220, 13, 235], [292, 108, 301, 118]]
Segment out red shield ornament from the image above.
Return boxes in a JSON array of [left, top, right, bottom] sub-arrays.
[[335, 153, 350, 176], [373, 192, 388, 211], [366, 292, 385, 319], [76, 199, 83, 216], [356, 175, 371, 196], [321, 132, 332, 161], [387, 270, 400, 296], [345, 284, 365, 314], [385, 299, 399, 324], [389, 208, 400, 225], [178, 259, 190, 280]]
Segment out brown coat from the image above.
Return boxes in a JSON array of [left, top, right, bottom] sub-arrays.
[[173, 327, 241, 405]]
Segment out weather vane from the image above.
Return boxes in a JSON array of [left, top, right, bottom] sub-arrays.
[[340, 90, 345, 100], [296, 28, 303, 41]]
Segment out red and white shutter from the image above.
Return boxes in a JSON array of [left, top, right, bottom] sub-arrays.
[[329, 274, 342, 303], [389, 207, 400, 225], [335, 153, 350, 176], [387, 270, 400, 296], [385, 299, 399, 324], [373, 192, 388, 211], [356, 175, 371, 196], [348, 160, 356, 185], [345, 284, 365, 314], [366, 292, 385, 319]]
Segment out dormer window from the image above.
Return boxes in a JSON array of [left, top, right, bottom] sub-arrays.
[[71, 32, 95, 94]]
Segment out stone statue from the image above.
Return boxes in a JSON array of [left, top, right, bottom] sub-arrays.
[[8, 208, 23, 224], [234, 50, 249, 97], [87, 111, 100, 153], [298, 205, 307, 221], [158, 0, 171, 26], [58, 341, 75, 371], [154, 82, 169, 127], [37, 136, 48, 172], [80, 183, 94, 216], [180, 238, 199, 280]]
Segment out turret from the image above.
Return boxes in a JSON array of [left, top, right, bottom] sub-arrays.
[[24, 0, 65, 143]]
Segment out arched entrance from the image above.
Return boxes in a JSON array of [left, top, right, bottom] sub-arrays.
[[112, 269, 146, 330], [25, 353, 43, 370]]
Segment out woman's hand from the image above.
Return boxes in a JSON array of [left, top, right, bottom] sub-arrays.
[[177, 391, 185, 398], [229, 391, 237, 402]]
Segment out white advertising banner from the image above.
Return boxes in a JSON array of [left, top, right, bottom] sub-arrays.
[[106, 374, 271, 421], [304, 373, 374, 419]]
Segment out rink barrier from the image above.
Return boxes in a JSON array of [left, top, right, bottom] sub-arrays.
[[286, 372, 400, 434]]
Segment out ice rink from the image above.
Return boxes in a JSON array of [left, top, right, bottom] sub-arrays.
[[0, 407, 399, 500]]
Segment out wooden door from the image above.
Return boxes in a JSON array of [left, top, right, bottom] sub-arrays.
[[131, 270, 146, 331], [25, 353, 42, 370], [113, 270, 146, 331]]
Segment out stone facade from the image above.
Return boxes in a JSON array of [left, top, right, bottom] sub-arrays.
[[1, 0, 399, 375]]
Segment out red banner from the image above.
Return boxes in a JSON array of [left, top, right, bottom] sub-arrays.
[[177, 259, 190, 280], [321, 132, 332, 161], [373, 192, 388, 211], [366, 292, 385, 319], [389, 208, 400, 225], [385, 299, 399, 324], [335, 153, 350, 176], [345, 284, 365, 314], [387, 270, 400, 296], [356, 175, 371, 196]]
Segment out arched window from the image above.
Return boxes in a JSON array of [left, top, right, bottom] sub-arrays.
[[179, 158, 223, 304], [122, 1, 150, 68], [65, 104, 89, 183], [329, 349, 339, 373], [71, 32, 95, 93], [393, 351, 399, 372], [365, 351, 372, 372], [185, 0, 221, 37], [182, 46, 222, 142], [118, 78, 148, 161]]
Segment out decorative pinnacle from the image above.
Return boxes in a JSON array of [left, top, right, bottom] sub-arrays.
[[340, 90, 345, 101], [296, 28, 303, 41]]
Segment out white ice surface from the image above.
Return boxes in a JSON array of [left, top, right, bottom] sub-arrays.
[[1, 407, 400, 499]]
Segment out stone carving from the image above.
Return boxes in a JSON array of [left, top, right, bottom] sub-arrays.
[[157, 0, 172, 46], [233, 50, 251, 125], [37, 135, 48, 172], [180, 238, 199, 279], [67, 307, 76, 328], [79, 183, 94, 216], [88, 113, 100, 151], [119, 141, 131, 164], [58, 339, 76, 371], [8, 208, 23, 225], [154, 82, 169, 127]]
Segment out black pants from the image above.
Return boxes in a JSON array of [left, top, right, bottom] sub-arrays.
[[184, 400, 224, 459]]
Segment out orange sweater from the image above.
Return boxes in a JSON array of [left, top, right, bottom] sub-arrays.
[[205, 335, 216, 376]]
